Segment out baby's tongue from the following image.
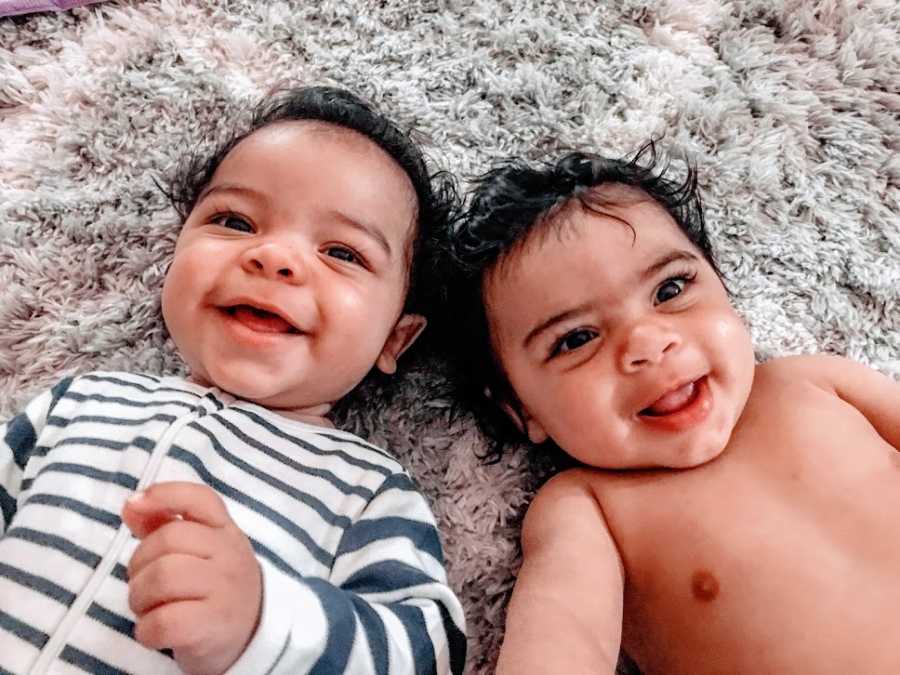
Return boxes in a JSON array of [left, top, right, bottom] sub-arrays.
[[233, 306, 293, 333], [645, 381, 696, 416]]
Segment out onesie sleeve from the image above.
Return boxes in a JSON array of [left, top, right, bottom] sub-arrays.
[[225, 472, 467, 675], [0, 378, 73, 534]]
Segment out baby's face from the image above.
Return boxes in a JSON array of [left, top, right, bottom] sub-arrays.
[[162, 121, 419, 414], [484, 191, 755, 469]]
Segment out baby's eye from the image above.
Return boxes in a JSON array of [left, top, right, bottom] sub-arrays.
[[655, 277, 688, 304], [551, 328, 599, 357], [211, 214, 253, 233], [326, 246, 361, 265]]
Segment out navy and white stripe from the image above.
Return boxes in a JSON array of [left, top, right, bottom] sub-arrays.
[[0, 372, 466, 675]]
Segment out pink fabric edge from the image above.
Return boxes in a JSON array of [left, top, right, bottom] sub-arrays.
[[0, 0, 106, 18]]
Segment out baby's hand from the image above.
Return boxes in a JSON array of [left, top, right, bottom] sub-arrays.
[[121, 482, 262, 675]]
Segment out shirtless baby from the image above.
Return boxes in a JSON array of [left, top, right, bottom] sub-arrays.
[[443, 142, 900, 674]]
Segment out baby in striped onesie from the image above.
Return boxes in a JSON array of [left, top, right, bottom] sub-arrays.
[[0, 86, 466, 675]]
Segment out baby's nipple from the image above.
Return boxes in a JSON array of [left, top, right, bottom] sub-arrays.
[[691, 569, 720, 602]]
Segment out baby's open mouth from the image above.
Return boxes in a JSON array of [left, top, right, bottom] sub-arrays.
[[640, 378, 704, 417], [224, 304, 300, 334]]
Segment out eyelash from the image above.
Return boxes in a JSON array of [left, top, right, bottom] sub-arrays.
[[546, 268, 699, 359], [549, 328, 600, 360], [325, 244, 367, 268], [654, 267, 697, 304], [206, 209, 369, 269], [209, 211, 254, 233]]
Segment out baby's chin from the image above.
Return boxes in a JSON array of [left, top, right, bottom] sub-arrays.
[[660, 441, 729, 469], [570, 434, 731, 471]]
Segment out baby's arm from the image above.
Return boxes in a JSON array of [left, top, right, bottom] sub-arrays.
[[225, 471, 467, 675], [497, 469, 624, 675], [793, 354, 900, 450], [125, 475, 466, 674], [0, 378, 73, 534]]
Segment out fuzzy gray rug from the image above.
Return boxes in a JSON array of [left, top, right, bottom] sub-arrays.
[[2, 1, 898, 673]]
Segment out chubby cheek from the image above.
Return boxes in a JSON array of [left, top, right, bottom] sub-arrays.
[[160, 261, 186, 335], [161, 245, 217, 342], [705, 309, 755, 398], [523, 372, 622, 464], [709, 309, 752, 358], [320, 278, 404, 351]]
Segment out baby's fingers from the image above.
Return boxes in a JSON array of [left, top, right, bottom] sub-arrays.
[[128, 554, 210, 617], [127, 520, 217, 581], [124, 482, 230, 540], [134, 599, 208, 651]]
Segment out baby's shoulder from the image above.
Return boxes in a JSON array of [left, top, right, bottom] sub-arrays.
[[523, 468, 614, 550], [528, 469, 613, 526], [32, 369, 177, 408], [295, 425, 408, 474], [755, 353, 849, 392]]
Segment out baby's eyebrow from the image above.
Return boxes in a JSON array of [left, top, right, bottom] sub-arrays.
[[197, 182, 269, 208], [639, 250, 699, 282], [523, 301, 594, 349]]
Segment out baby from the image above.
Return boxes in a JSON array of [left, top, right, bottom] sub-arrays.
[[0, 86, 466, 675], [443, 142, 900, 674]]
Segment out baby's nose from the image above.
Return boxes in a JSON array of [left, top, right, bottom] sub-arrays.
[[620, 322, 681, 373], [241, 242, 305, 282]]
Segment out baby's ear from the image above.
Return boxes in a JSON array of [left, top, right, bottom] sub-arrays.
[[376, 314, 427, 375], [487, 387, 549, 444]]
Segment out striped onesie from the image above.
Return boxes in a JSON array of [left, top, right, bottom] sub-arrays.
[[0, 372, 466, 674]]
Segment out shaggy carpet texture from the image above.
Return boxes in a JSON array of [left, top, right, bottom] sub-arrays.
[[1, 1, 898, 672]]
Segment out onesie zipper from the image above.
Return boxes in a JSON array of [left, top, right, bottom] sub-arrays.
[[29, 408, 201, 674]]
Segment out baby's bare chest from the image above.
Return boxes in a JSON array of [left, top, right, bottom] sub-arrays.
[[605, 387, 900, 674]]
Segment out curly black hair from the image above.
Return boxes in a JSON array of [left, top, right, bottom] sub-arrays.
[[160, 85, 457, 317], [441, 140, 720, 462]]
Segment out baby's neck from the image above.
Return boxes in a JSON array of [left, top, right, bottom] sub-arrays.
[[270, 405, 335, 428], [185, 373, 335, 429]]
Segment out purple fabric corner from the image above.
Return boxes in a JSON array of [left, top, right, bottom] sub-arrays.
[[0, 0, 107, 18]]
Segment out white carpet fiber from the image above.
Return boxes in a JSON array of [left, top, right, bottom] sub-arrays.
[[2, 1, 898, 671]]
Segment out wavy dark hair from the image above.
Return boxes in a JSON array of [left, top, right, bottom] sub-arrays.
[[159, 85, 457, 316], [441, 140, 720, 462]]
